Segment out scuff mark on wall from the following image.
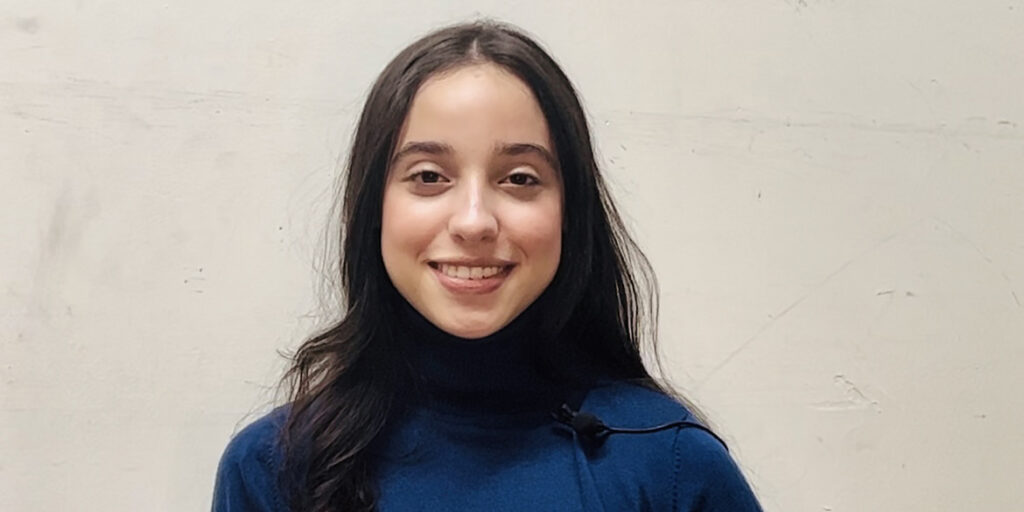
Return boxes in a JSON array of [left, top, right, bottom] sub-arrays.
[[16, 185, 100, 342], [812, 374, 882, 413], [183, 266, 206, 294], [14, 17, 40, 34]]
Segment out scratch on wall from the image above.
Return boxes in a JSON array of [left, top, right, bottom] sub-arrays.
[[609, 107, 1022, 142], [812, 374, 882, 413], [933, 217, 1022, 310], [694, 221, 921, 390]]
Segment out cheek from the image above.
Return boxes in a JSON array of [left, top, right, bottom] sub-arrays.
[[380, 192, 427, 267], [512, 200, 562, 268]]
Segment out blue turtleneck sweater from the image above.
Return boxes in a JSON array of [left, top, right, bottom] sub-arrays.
[[212, 304, 762, 511]]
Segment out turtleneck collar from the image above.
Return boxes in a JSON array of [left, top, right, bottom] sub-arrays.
[[394, 299, 585, 417]]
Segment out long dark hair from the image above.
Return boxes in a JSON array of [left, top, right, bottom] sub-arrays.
[[280, 19, 685, 512]]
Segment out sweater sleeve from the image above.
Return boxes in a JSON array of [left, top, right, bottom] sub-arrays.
[[671, 426, 763, 512], [211, 414, 286, 512]]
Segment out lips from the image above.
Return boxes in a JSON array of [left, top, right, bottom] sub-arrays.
[[428, 261, 514, 294]]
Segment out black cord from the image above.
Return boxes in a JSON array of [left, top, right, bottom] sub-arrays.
[[552, 403, 729, 450]]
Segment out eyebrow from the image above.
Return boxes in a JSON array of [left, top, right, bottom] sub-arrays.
[[390, 140, 559, 170], [495, 142, 559, 171]]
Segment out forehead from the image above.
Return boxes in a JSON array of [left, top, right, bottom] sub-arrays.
[[397, 63, 553, 151]]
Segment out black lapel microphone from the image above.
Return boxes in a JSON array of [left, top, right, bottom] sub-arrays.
[[551, 403, 728, 450]]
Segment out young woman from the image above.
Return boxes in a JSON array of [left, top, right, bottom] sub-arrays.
[[213, 20, 762, 512]]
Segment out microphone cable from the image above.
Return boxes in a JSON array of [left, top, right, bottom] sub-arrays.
[[551, 403, 728, 450]]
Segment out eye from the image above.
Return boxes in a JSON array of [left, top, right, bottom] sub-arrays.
[[410, 170, 447, 184], [503, 172, 540, 187]]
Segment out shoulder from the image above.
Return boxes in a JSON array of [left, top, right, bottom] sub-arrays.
[[580, 381, 762, 511], [670, 425, 762, 511], [218, 406, 287, 472], [212, 406, 289, 512], [580, 379, 698, 427]]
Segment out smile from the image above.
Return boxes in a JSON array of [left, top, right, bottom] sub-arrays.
[[434, 263, 507, 279], [428, 261, 515, 294]]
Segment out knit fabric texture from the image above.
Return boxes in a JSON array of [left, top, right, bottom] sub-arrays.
[[212, 304, 762, 511]]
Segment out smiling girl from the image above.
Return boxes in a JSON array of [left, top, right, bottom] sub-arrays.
[[213, 20, 761, 512]]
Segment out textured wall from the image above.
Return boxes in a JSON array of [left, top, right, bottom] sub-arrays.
[[2, 1, 1022, 510]]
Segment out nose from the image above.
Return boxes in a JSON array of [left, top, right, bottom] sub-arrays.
[[448, 178, 498, 243]]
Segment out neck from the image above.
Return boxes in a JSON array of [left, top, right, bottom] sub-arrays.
[[394, 300, 588, 416]]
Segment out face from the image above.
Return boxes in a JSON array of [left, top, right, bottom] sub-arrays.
[[381, 63, 563, 339]]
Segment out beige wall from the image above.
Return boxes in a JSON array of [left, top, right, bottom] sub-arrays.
[[2, 1, 1022, 510]]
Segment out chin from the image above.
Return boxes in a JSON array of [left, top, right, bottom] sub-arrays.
[[444, 322, 501, 340], [437, 312, 509, 340]]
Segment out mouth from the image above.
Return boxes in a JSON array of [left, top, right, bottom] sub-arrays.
[[427, 261, 516, 281]]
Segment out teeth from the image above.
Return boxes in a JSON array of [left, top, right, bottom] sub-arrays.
[[438, 263, 506, 280]]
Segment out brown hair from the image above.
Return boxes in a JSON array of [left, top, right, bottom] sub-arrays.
[[280, 19, 676, 511]]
